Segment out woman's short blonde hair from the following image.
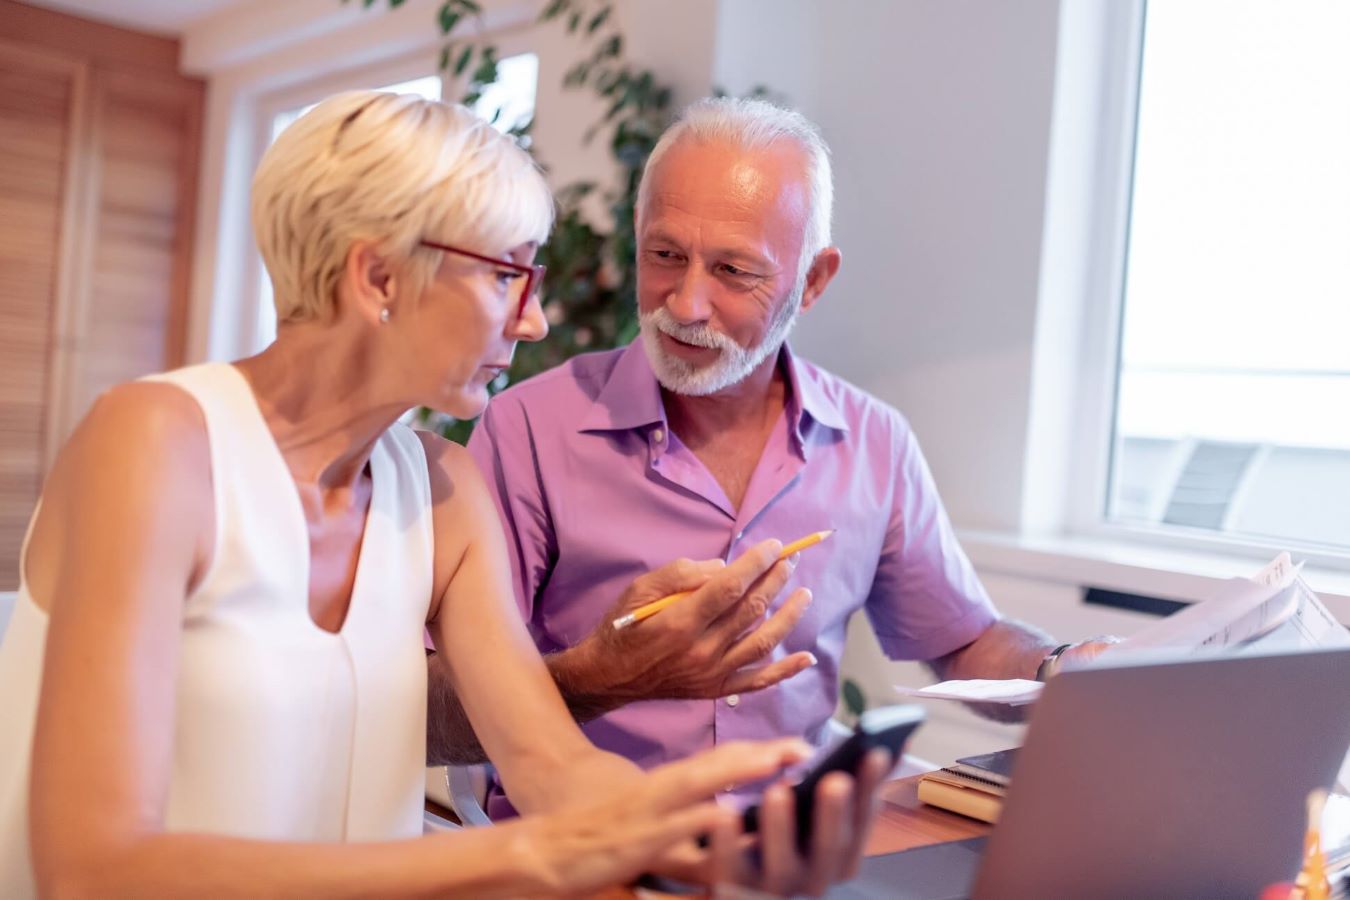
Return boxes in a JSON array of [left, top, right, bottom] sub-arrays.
[[252, 90, 554, 323]]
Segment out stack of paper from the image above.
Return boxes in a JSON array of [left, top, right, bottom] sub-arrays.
[[894, 678, 1042, 706]]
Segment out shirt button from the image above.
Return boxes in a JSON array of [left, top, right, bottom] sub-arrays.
[[736, 530, 745, 541], [651, 428, 664, 443], [726, 694, 740, 707]]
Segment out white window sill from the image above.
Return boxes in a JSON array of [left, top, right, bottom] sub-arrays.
[[958, 529, 1350, 626]]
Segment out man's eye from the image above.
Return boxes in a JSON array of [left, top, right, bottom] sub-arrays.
[[720, 264, 755, 278], [650, 250, 681, 263]]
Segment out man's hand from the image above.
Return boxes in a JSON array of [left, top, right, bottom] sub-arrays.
[[929, 620, 1124, 723], [559, 540, 817, 708], [1054, 636, 1123, 674]]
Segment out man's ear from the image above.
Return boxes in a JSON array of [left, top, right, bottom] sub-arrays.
[[340, 239, 397, 324], [799, 246, 842, 314]]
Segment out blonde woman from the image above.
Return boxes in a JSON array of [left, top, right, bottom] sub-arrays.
[[0, 92, 887, 898]]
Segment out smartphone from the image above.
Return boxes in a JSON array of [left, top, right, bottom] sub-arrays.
[[741, 704, 925, 850]]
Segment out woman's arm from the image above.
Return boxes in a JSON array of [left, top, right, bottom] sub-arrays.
[[24, 386, 796, 899], [418, 432, 625, 811]]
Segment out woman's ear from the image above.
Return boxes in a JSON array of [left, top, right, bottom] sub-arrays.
[[341, 240, 398, 325]]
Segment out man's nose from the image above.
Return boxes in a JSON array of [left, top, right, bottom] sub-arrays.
[[665, 268, 714, 325]]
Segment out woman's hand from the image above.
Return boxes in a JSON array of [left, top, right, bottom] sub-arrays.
[[523, 747, 648, 815], [708, 748, 893, 897], [515, 739, 812, 896]]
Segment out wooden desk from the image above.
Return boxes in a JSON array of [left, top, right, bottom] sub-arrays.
[[864, 775, 990, 856]]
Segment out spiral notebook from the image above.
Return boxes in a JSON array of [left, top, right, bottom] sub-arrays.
[[950, 747, 1017, 786]]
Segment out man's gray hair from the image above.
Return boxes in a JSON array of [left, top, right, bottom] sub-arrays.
[[637, 97, 834, 278]]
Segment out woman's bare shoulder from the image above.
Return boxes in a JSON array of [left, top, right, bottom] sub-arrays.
[[57, 381, 210, 481], [413, 429, 490, 504], [24, 381, 213, 609]]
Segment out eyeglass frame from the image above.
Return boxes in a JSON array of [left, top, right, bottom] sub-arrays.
[[418, 239, 546, 321]]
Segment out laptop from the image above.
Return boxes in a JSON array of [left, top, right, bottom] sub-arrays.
[[831, 645, 1350, 899]]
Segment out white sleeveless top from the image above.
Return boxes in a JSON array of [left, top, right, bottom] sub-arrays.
[[0, 363, 434, 898]]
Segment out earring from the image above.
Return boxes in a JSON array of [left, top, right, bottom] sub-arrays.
[[379, 307, 391, 323]]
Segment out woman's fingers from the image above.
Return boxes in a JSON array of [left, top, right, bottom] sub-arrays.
[[646, 739, 813, 811], [758, 782, 802, 896], [846, 748, 891, 877], [707, 808, 748, 888], [804, 772, 854, 895]]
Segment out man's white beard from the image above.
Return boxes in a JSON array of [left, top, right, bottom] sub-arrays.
[[639, 280, 804, 397]]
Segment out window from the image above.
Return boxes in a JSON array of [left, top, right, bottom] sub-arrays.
[[1104, 0, 1350, 555], [251, 55, 538, 349]]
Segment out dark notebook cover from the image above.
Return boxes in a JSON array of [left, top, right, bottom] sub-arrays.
[[953, 747, 1018, 781]]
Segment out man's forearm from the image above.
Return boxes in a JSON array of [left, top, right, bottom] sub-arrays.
[[927, 618, 1058, 723], [426, 650, 491, 766], [931, 618, 1056, 682], [425, 644, 627, 766]]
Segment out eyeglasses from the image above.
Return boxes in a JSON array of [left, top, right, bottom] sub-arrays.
[[418, 239, 547, 321]]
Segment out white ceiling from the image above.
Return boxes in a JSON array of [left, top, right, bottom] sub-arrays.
[[25, 0, 251, 35]]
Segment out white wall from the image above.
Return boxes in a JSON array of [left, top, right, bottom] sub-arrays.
[[712, 0, 1063, 532]]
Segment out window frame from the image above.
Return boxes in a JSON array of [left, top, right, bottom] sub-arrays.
[[1067, 0, 1350, 571]]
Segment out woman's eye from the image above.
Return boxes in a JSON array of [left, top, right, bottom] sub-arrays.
[[496, 269, 524, 288]]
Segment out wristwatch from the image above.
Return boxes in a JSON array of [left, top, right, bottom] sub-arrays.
[[1035, 643, 1075, 682]]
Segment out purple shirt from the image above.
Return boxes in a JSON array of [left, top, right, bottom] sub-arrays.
[[467, 341, 996, 806]]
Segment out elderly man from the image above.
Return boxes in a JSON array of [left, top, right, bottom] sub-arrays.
[[438, 97, 1099, 813]]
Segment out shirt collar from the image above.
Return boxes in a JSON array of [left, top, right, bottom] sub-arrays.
[[781, 342, 851, 437], [577, 341, 667, 433], [576, 339, 852, 440]]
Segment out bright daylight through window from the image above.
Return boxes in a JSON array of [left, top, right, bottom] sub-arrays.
[[254, 55, 539, 348], [1107, 1, 1350, 554]]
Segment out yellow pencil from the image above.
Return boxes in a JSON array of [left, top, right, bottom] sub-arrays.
[[611, 529, 835, 630]]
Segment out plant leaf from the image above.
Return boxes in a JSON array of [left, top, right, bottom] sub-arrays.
[[842, 679, 867, 718], [453, 44, 474, 76], [438, 5, 460, 34], [471, 55, 499, 87], [586, 5, 611, 33]]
